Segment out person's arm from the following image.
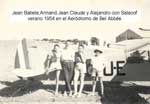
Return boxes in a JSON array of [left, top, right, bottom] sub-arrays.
[[74, 52, 77, 63], [44, 54, 48, 69], [102, 56, 106, 69], [43, 54, 50, 75], [80, 52, 86, 63], [60, 52, 63, 63], [46, 53, 52, 68], [91, 57, 93, 65], [71, 51, 75, 61], [47, 54, 52, 60]]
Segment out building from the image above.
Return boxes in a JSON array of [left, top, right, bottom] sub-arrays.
[[116, 29, 142, 43]]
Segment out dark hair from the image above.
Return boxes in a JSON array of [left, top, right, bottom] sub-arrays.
[[65, 41, 69, 46], [78, 44, 84, 48], [66, 40, 70, 43], [54, 44, 59, 48], [94, 49, 103, 53]]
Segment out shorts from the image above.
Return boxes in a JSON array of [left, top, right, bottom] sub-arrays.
[[74, 63, 86, 74], [49, 62, 62, 71], [91, 68, 103, 77]]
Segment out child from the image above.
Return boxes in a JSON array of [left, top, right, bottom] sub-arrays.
[[45, 44, 62, 95], [73, 44, 86, 97], [90, 49, 105, 96]]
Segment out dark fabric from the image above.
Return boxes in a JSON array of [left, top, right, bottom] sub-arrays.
[[61, 61, 74, 92], [44, 53, 57, 69], [50, 53, 57, 63], [75, 52, 83, 64]]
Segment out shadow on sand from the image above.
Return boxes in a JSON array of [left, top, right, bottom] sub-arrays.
[[0, 79, 45, 97], [0, 80, 149, 104], [100, 82, 149, 104]]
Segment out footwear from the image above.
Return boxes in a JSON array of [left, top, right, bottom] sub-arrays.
[[77, 93, 81, 98], [100, 95, 105, 102], [55, 91, 59, 96], [72, 93, 78, 98], [63, 91, 67, 97], [69, 91, 73, 97]]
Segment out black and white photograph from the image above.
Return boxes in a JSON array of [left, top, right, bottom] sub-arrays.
[[0, 0, 150, 104]]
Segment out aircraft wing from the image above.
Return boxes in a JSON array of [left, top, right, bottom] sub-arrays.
[[13, 38, 48, 78], [116, 39, 150, 52], [12, 68, 45, 78]]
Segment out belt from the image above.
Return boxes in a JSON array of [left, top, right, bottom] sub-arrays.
[[63, 60, 73, 62], [76, 62, 85, 64]]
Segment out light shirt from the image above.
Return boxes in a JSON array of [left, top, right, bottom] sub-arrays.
[[91, 55, 106, 71], [61, 48, 74, 61]]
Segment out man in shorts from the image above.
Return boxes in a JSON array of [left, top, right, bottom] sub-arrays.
[[90, 49, 105, 96], [73, 44, 86, 97]]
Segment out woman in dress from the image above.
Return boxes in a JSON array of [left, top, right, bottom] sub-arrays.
[[45, 44, 62, 95]]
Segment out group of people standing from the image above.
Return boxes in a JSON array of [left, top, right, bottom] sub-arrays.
[[44, 41, 106, 98]]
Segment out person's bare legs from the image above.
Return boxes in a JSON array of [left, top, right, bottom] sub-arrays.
[[78, 73, 85, 97], [92, 77, 97, 96], [73, 69, 79, 97], [55, 70, 60, 95], [99, 77, 104, 96]]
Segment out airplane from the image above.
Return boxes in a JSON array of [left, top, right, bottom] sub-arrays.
[[13, 38, 46, 78], [12, 38, 150, 82]]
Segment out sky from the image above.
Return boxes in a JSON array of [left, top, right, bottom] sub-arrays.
[[0, 0, 150, 42]]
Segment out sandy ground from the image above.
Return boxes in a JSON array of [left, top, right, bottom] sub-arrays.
[[0, 40, 150, 104]]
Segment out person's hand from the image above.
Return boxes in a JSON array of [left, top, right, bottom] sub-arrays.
[[45, 68, 49, 75]]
